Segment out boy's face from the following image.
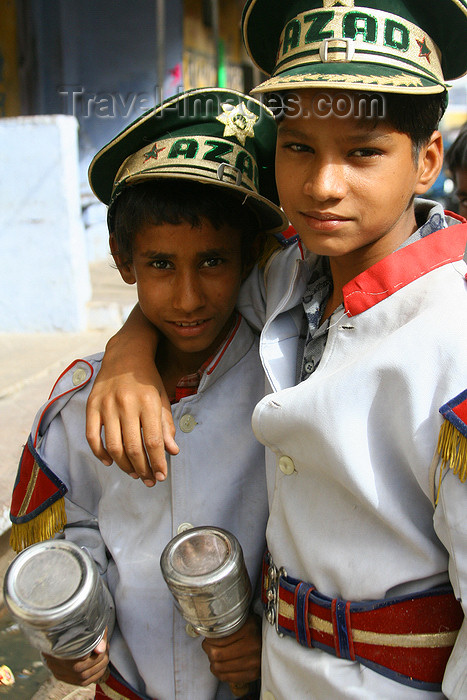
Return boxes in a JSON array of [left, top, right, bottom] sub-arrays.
[[116, 218, 244, 364], [454, 168, 467, 219], [275, 89, 441, 269]]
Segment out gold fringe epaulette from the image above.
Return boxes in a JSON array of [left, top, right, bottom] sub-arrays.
[[435, 391, 467, 504], [10, 498, 67, 553], [438, 420, 467, 480], [10, 440, 68, 552]]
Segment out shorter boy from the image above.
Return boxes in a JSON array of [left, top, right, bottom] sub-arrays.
[[9, 88, 288, 700], [446, 122, 467, 219]]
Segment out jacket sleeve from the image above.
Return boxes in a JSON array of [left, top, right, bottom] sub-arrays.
[[9, 356, 103, 553], [433, 391, 467, 699], [434, 471, 467, 698], [236, 262, 268, 332]]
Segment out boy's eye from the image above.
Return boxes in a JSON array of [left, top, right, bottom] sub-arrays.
[[349, 148, 381, 158], [151, 259, 173, 270], [282, 142, 312, 153], [201, 257, 223, 268]]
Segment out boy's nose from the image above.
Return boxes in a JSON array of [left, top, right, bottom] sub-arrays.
[[303, 161, 347, 202], [172, 273, 205, 313]]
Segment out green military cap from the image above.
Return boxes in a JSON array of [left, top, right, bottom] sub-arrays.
[[89, 88, 288, 234], [242, 0, 467, 95]]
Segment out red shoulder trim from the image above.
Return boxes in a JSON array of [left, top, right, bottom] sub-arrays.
[[273, 224, 299, 248], [33, 358, 94, 446], [343, 225, 467, 317], [440, 390, 467, 438], [10, 438, 67, 523], [444, 210, 467, 223]]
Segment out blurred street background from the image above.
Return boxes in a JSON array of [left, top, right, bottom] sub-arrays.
[[0, 0, 466, 696]]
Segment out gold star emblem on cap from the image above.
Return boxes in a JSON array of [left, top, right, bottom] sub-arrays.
[[216, 102, 258, 146], [322, 0, 354, 7]]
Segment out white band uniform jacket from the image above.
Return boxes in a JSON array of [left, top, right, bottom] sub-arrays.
[[237, 204, 467, 699], [24, 316, 268, 700]]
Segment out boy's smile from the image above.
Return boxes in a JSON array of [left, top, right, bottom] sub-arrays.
[[275, 89, 442, 284], [116, 219, 244, 376]]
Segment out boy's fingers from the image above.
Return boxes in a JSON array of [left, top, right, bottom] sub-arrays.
[[202, 645, 261, 683], [86, 397, 132, 471], [93, 634, 107, 655], [118, 419, 155, 483], [102, 414, 140, 476], [42, 649, 109, 686], [202, 639, 259, 662], [143, 382, 179, 467], [71, 653, 109, 685], [139, 411, 169, 483], [202, 615, 261, 683], [138, 393, 179, 483], [84, 367, 177, 484], [86, 406, 112, 466], [161, 404, 180, 457], [208, 661, 260, 684]]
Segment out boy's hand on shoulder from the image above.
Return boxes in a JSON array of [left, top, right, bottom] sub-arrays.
[[86, 320, 179, 486], [42, 630, 109, 686], [201, 613, 262, 685]]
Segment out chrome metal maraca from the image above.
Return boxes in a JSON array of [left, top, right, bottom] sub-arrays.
[[3, 539, 114, 658], [160, 525, 251, 638]]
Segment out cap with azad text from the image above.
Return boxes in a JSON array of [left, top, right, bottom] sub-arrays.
[[89, 88, 288, 234], [242, 0, 467, 95]]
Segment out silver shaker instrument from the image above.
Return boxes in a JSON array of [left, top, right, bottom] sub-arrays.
[[160, 526, 251, 638], [3, 539, 114, 658]]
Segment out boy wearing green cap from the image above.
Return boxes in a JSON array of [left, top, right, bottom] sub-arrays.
[[84, 2, 467, 698], [9, 88, 290, 700]]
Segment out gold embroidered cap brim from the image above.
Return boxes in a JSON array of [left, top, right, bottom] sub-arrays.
[[242, 0, 467, 95], [88, 88, 288, 234], [251, 61, 445, 96]]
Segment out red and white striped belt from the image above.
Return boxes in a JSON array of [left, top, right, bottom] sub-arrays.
[[262, 553, 463, 691], [95, 667, 154, 700]]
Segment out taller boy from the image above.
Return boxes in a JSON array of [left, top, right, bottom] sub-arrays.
[[240, 1, 467, 698], [83, 1, 467, 698]]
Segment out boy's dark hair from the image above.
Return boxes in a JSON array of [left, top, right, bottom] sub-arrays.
[[382, 92, 447, 154], [266, 90, 447, 156], [445, 122, 467, 178], [111, 180, 263, 271]]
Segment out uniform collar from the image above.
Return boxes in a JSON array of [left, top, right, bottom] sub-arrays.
[[343, 203, 467, 316], [170, 314, 242, 403], [173, 313, 257, 397]]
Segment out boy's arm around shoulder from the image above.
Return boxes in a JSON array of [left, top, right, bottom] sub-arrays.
[[84, 237, 303, 485], [237, 238, 306, 331], [236, 260, 268, 332], [85, 303, 179, 485]]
